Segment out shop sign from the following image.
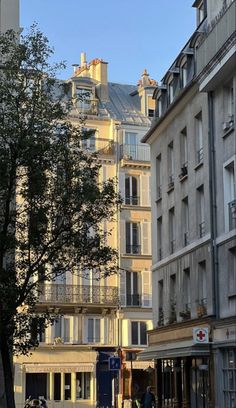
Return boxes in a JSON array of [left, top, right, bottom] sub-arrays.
[[193, 327, 209, 344]]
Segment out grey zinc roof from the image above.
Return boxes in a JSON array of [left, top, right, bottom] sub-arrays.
[[101, 82, 151, 126]]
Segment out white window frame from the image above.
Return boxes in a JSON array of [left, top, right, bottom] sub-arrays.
[[130, 321, 147, 346], [87, 317, 101, 344]]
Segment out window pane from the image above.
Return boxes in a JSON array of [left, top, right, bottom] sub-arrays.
[[88, 319, 93, 342], [54, 318, 61, 338], [131, 322, 138, 344], [132, 223, 138, 246], [132, 177, 137, 197], [95, 319, 100, 342], [140, 322, 147, 345], [54, 373, 61, 401], [64, 373, 71, 400], [64, 318, 70, 342]]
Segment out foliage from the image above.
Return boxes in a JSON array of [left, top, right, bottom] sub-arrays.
[[0, 26, 121, 360]]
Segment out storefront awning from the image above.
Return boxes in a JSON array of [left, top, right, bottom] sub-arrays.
[[24, 363, 94, 373], [138, 340, 210, 361]]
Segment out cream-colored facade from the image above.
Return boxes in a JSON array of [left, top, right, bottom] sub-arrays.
[[14, 54, 156, 407]]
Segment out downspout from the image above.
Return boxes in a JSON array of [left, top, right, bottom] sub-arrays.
[[207, 90, 219, 408], [208, 91, 219, 319]]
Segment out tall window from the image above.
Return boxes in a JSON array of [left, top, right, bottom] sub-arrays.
[[76, 372, 91, 400], [197, 185, 205, 237], [124, 132, 138, 160], [125, 175, 139, 205], [131, 321, 147, 345], [168, 142, 174, 188], [126, 271, 141, 306], [195, 112, 203, 164], [183, 268, 191, 310], [53, 317, 71, 343], [125, 222, 140, 254], [182, 197, 189, 246], [180, 62, 188, 88], [168, 80, 174, 104], [180, 127, 188, 176], [224, 160, 236, 231], [158, 280, 164, 326], [222, 349, 236, 407], [156, 154, 162, 199], [157, 216, 162, 260], [169, 207, 175, 253], [228, 247, 236, 296], [198, 261, 207, 314], [223, 81, 234, 126], [81, 129, 96, 151], [169, 274, 176, 322], [88, 318, 100, 343]]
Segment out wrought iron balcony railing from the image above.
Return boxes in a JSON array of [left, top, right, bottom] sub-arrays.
[[82, 138, 115, 156], [125, 196, 140, 206], [125, 244, 141, 255], [228, 199, 236, 230], [38, 284, 119, 305], [120, 144, 150, 162], [126, 294, 141, 307]]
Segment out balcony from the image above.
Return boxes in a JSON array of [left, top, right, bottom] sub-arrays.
[[125, 196, 140, 206], [228, 199, 236, 230], [77, 99, 98, 115], [120, 144, 150, 162], [126, 294, 141, 307], [38, 284, 119, 306], [82, 138, 115, 156], [125, 244, 141, 255]]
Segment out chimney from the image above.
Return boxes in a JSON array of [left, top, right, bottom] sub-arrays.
[[80, 52, 87, 69]]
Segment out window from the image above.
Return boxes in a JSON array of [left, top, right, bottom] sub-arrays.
[[157, 216, 162, 260], [125, 222, 140, 254], [180, 127, 188, 177], [26, 373, 48, 400], [65, 373, 71, 400], [197, 185, 205, 237], [54, 373, 61, 401], [126, 271, 141, 306], [195, 112, 203, 165], [148, 108, 154, 117], [131, 321, 147, 345], [222, 349, 236, 407], [223, 80, 234, 128], [125, 175, 139, 205], [183, 268, 191, 311], [156, 154, 162, 199], [158, 280, 164, 326], [81, 129, 95, 151], [76, 372, 91, 400], [195, 0, 206, 26], [180, 62, 188, 88], [182, 197, 189, 246], [228, 247, 236, 296], [223, 160, 236, 231], [168, 80, 174, 104], [157, 97, 162, 117], [53, 316, 71, 343], [168, 142, 174, 188], [169, 208, 175, 254], [169, 275, 176, 322], [88, 318, 100, 343], [76, 87, 93, 111], [198, 261, 207, 315]]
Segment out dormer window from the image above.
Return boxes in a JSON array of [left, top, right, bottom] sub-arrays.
[[76, 87, 93, 111], [158, 98, 162, 117], [181, 62, 188, 88], [193, 0, 206, 26], [168, 80, 174, 104]]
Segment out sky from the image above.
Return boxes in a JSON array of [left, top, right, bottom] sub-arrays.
[[20, 0, 196, 85]]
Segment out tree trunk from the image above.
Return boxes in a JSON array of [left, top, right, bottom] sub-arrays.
[[0, 352, 7, 408], [0, 335, 15, 408]]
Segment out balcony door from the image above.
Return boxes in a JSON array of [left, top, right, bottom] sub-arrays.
[[126, 271, 141, 306], [125, 132, 137, 159], [125, 222, 140, 254]]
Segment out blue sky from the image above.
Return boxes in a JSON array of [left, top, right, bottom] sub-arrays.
[[20, 0, 196, 84]]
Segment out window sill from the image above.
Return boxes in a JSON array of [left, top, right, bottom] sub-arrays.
[[194, 161, 203, 171], [222, 125, 234, 138], [167, 185, 174, 194], [155, 196, 162, 203], [228, 292, 236, 299], [179, 174, 188, 182]]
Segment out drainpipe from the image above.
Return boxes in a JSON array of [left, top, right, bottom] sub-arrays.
[[208, 91, 219, 320]]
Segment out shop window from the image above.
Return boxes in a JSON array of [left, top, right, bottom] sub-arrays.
[[76, 372, 91, 399], [26, 373, 48, 400], [54, 373, 61, 401], [222, 349, 236, 407]]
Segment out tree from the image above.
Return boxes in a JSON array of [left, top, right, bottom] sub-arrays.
[[0, 27, 121, 408]]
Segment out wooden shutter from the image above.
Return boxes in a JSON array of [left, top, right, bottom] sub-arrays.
[[141, 221, 151, 255], [141, 175, 151, 206], [119, 172, 125, 202], [142, 271, 152, 307], [119, 270, 126, 306]]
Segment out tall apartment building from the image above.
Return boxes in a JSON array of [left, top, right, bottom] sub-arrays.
[[0, 0, 19, 33], [140, 0, 235, 407], [14, 54, 156, 408]]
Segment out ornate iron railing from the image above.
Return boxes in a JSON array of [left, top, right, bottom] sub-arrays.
[[38, 284, 119, 305]]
